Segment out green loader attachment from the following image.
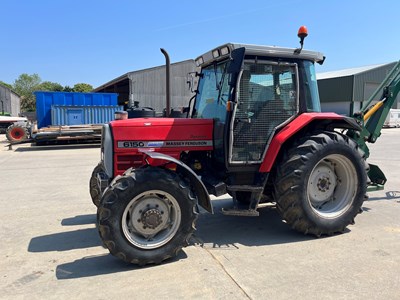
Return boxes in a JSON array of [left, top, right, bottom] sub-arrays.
[[347, 60, 400, 191]]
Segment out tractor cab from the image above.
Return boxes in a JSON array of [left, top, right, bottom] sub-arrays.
[[191, 43, 324, 171]]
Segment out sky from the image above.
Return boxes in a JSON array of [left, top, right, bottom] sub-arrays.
[[1, 0, 399, 88]]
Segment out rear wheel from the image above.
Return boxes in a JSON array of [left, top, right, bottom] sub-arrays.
[[98, 167, 198, 265], [274, 131, 367, 236], [6, 124, 28, 142]]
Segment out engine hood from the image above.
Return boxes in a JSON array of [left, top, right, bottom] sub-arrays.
[[110, 117, 212, 128], [111, 118, 214, 153]]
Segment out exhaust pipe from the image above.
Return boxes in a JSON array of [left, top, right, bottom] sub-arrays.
[[160, 48, 171, 117]]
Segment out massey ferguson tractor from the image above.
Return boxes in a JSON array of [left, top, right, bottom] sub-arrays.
[[90, 27, 400, 265]]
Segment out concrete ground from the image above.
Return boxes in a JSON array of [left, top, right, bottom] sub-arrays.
[[0, 129, 399, 300]]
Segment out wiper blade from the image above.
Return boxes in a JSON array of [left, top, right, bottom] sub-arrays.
[[216, 63, 228, 104]]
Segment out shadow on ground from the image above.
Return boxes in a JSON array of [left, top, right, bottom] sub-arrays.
[[30, 196, 351, 279], [28, 228, 100, 252], [61, 214, 96, 226], [28, 213, 187, 279], [14, 143, 100, 152], [55, 252, 187, 279], [192, 197, 322, 249], [367, 191, 400, 202], [28, 214, 99, 253]]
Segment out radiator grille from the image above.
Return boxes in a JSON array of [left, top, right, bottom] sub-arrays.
[[116, 154, 144, 172]]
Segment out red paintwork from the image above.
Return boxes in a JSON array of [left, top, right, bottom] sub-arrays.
[[259, 112, 345, 172], [111, 113, 346, 176], [111, 118, 213, 176]]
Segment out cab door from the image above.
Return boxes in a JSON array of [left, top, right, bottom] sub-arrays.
[[229, 61, 299, 165], [192, 48, 246, 167]]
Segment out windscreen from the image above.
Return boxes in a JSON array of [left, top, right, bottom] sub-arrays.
[[192, 60, 231, 122], [302, 60, 321, 112]]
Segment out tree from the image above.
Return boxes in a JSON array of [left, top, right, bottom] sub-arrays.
[[10, 74, 95, 111], [63, 85, 74, 92], [73, 83, 93, 93], [37, 81, 64, 92], [0, 80, 13, 90], [13, 74, 41, 111]]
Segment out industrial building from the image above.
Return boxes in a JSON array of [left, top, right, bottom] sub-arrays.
[[0, 83, 21, 116], [93, 60, 197, 113], [94, 59, 399, 118], [317, 62, 399, 116]]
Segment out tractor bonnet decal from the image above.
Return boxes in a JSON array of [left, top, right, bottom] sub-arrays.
[[117, 140, 213, 148]]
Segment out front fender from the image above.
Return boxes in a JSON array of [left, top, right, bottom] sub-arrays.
[[141, 151, 213, 213]]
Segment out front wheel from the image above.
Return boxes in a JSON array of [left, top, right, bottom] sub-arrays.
[[274, 131, 367, 236], [89, 162, 106, 207], [97, 167, 198, 265]]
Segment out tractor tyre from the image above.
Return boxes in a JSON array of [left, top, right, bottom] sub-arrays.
[[274, 131, 368, 236], [6, 123, 28, 143], [97, 166, 198, 265], [89, 162, 106, 207]]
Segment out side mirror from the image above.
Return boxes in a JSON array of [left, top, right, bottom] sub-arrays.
[[186, 71, 202, 93], [186, 73, 195, 93]]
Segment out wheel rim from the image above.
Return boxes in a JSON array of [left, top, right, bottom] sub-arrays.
[[307, 154, 358, 218], [11, 127, 25, 140], [122, 190, 181, 249]]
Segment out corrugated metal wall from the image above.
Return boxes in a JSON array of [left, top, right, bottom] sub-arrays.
[[353, 62, 397, 102], [10, 92, 21, 116], [321, 102, 351, 116], [128, 60, 197, 112], [318, 76, 354, 103], [318, 62, 400, 115], [0, 84, 21, 116]]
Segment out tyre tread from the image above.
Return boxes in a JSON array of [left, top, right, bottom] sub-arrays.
[[98, 167, 198, 265], [274, 131, 367, 236]]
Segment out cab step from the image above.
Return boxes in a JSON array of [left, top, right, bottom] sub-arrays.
[[221, 207, 259, 217]]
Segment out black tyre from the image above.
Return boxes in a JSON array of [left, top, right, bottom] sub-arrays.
[[6, 124, 28, 142], [274, 131, 367, 236], [98, 167, 198, 265], [89, 162, 106, 207]]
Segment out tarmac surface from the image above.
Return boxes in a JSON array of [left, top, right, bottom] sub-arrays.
[[0, 129, 399, 299]]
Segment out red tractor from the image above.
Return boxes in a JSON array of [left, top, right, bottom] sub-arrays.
[[90, 27, 400, 265]]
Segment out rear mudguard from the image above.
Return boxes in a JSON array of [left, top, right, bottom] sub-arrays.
[[141, 151, 213, 213], [259, 113, 362, 173]]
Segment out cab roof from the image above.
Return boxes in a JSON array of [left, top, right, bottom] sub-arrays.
[[196, 43, 325, 67]]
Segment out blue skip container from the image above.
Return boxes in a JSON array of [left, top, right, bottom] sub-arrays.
[[35, 91, 119, 128]]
